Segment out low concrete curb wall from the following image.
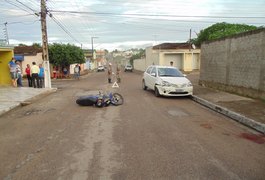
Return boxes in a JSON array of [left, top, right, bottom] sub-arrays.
[[191, 95, 265, 134]]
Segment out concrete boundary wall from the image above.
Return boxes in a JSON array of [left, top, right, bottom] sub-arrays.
[[133, 58, 146, 72], [200, 28, 265, 99]]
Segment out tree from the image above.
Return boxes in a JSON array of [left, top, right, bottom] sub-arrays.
[[129, 48, 145, 65], [48, 43, 85, 67], [18, 43, 27, 46], [191, 22, 258, 46], [32, 43, 41, 48]]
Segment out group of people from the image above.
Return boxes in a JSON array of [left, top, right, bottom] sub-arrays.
[[8, 57, 22, 87], [8, 57, 44, 88], [52, 66, 69, 79], [107, 63, 121, 83]]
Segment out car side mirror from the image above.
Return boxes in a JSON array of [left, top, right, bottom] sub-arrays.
[[151, 73, 156, 77]]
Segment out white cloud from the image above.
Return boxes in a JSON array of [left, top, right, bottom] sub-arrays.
[[1, 0, 264, 51]]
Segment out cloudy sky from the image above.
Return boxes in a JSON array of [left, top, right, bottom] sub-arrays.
[[0, 0, 264, 50]]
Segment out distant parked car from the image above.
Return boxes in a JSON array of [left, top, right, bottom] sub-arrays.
[[124, 64, 133, 72], [142, 65, 193, 97], [97, 65, 105, 72]]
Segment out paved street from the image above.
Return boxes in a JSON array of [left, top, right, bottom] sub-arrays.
[[0, 70, 265, 180]]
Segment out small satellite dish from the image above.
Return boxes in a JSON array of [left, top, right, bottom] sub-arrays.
[[192, 44, 196, 49]]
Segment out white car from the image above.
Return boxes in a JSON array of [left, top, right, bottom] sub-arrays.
[[142, 65, 193, 97], [97, 65, 105, 72], [124, 64, 133, 72]]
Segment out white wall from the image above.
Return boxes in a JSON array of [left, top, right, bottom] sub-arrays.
[[133, 58, 146, 71], [21, 53, 43, 75], [145, 47, 159, 67]]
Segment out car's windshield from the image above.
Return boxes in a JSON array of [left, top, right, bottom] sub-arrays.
[[157, 68, 184, 77]]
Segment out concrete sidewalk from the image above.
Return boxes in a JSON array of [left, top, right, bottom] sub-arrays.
[[0, 87, 56, 116], [187, 72, 265, 134]]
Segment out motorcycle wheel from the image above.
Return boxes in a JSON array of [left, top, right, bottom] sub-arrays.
[[111, 93, 124, 106]]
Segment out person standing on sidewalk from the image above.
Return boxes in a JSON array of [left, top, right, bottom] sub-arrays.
[[31, 62, 40, 88], [16, 60, 23, 87], [25, 64, 32, 87], [52, 66, 58, 79], [38, 64, 44, 88], [8, 57, 18, 87]]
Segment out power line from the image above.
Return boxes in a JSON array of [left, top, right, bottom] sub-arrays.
[[15, 0, 38, 14], [4, 0, 33, 14], [49, 10, 265, 19], [4, 0, 39, 17], [1, 20, 39, 25], [49, 14, 82, 45]]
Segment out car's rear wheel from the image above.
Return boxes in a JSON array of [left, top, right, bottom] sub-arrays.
[[142, 80, 147, 90], [154, 86, 160, 97]]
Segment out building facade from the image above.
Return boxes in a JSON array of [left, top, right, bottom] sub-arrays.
[[0, 44, 14, 86], [134, 43, 200, 72]]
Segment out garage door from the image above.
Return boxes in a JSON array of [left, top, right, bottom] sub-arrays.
[[164, 54, 183, 70], [192, 54, 200, 70]]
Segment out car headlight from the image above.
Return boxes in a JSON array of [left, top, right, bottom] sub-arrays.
[[185, 82, 193, 87], [162, 81, 173, 87]]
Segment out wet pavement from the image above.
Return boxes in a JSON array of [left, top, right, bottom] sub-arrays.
[[0, 71, 264, 134]]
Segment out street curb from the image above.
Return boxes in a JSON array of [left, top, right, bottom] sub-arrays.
[[191, 95, 265, 134], [0, 102, 21, 117]]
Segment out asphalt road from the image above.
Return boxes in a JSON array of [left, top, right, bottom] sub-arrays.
[[0, 69, 264, 180]]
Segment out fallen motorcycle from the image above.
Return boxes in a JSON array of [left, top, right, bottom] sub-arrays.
[[76, 91, 124, 107]]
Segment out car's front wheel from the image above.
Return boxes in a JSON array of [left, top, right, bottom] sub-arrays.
[[154, 86, 160, 97], [142, 80, 147, 90]]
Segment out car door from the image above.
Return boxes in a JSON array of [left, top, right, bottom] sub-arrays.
[[148, 67, 157, 90], [144, 66, 153, 88]]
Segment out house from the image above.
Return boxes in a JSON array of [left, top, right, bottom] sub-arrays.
[[95, 49, 107, 67], [83, 49, 106, 70], [134, 43, 201, 72], [83, 49, 93, 70], [14, 46, 43, 75], [0, 40, 14, 86]]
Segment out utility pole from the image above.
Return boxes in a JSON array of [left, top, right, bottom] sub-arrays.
[[91, 37, 98, 60], [189, 28, 192, 51], [41, 0, 51, 88], [4, 22, 9, 45]]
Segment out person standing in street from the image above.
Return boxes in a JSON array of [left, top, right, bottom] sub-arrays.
[[116, 65, 121, 83], [25, 64, 32, 87], [78, 64, 81, 77], [31, 62, 40, 88], [170, 61, 174, 66], [74, 64, 80, 80], [16, 60, 23, 87], [107, 63, 112, 83], [38, 64, 44, 88], [8, 57, 18, 87]]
